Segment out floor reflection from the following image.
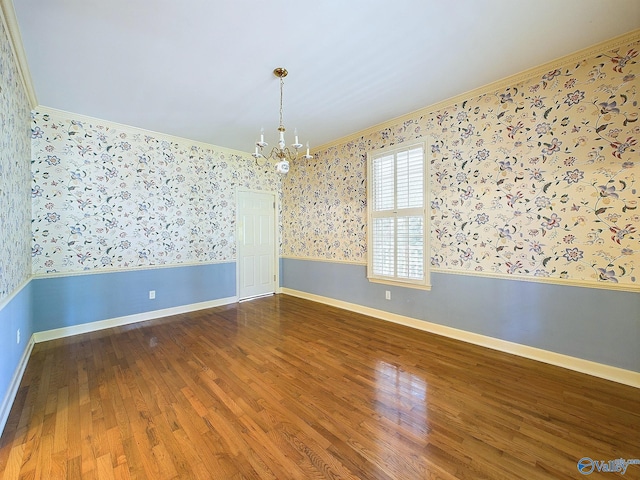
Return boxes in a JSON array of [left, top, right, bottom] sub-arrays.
[[375, 360, 429, 437]]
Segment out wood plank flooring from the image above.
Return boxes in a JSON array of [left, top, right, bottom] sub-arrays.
[[0, 294, 638, 479]]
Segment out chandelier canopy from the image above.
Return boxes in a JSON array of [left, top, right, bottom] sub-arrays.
[[252, 68, 311, 174]]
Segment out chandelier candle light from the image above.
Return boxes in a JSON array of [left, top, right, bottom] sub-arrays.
[[252, 68, 312, 174]]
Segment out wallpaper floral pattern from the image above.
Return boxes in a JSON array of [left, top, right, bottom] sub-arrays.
[[283, 36, 639, 290], [31, 111, 281, 274], [0, 19, 32, 301]]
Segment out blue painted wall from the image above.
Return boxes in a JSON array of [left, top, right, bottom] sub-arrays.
[[281, 258, 640, 372], [1, 263, 235, 433], [32, 263, 236, 332], [2, 255, 637, 437], [0, 283, 34, 423]]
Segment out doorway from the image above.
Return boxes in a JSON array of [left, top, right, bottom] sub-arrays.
[[237, 190, 277, 300]]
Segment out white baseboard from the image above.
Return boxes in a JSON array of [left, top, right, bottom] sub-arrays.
[[33, 296, 238, 343], [281, 288, 640, 388], [0, 335, 35, 436], [1, 296, 238, 436]]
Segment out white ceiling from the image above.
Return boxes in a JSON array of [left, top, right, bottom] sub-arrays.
[[9, 0, 640, 153]]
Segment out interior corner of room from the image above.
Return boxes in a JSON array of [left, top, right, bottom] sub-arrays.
[[0, 1, 639, 477]]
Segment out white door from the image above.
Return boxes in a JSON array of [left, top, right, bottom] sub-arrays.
[[237, 191, 276, 300]]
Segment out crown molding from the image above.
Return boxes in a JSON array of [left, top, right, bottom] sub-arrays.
[[35, 105, 254, 158], [312, 28, 640, 154], [0, 0, 37, 107]]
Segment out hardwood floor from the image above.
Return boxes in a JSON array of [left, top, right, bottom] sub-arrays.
[[0, 295, 638, 479]]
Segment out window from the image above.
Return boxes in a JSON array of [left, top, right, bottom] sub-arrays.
[[367, 142, 429, 288]]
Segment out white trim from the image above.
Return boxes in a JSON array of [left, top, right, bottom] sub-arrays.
[[238, 293, 275, 303], [0, 0, 38, 107], [33, 296, 237, 343], [367, 141, 430, 288], [32, 260, 235, 280], [34, 106, 253, 157], [1, 294, 237, 435], [0, 276, 31, 311], [281, 287, 640, 388], [280, 256, 366, 266], [236, 189, 278, 301], [279, 258, 640, 293], [431, 267, 640, 293], [0, 335, 35, 436], [367, 276, 432, 291], [311, 29, 640, 154]]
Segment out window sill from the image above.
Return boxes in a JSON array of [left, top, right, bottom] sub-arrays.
[[367, 276, 432, 291]]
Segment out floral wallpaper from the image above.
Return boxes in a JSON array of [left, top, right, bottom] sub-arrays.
[[0, 18, 32, 301], [283, 35, 639, 290], [31, 111, 282, 274]]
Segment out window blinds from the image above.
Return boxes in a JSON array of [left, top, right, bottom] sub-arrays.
[[369, 144, 426, 284]]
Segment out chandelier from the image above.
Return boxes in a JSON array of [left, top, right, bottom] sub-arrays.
[[252, 68, 312, 174]]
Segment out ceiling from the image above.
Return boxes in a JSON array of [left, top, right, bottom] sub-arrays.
[[8, 0, 640, 153]]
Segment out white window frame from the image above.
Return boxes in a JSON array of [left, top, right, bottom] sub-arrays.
[[367, 142, 430, 290]]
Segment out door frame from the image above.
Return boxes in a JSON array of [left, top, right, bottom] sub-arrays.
[[236, 188, 280, 301]]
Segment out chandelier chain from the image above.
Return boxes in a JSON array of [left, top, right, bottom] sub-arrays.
[[279, 76, 285, 129]]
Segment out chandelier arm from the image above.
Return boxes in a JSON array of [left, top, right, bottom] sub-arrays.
[[282, 147, 297, 162], [260, 146, 298, 162], [254, 154, 268, 167], [252, 67, 305, 173], [269, 146, 283, 160]]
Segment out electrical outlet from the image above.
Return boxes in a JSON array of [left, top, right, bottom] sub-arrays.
[[16, 329, 20, 344], [149, 290, 156, 300], [385, 290, 391, 300]]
